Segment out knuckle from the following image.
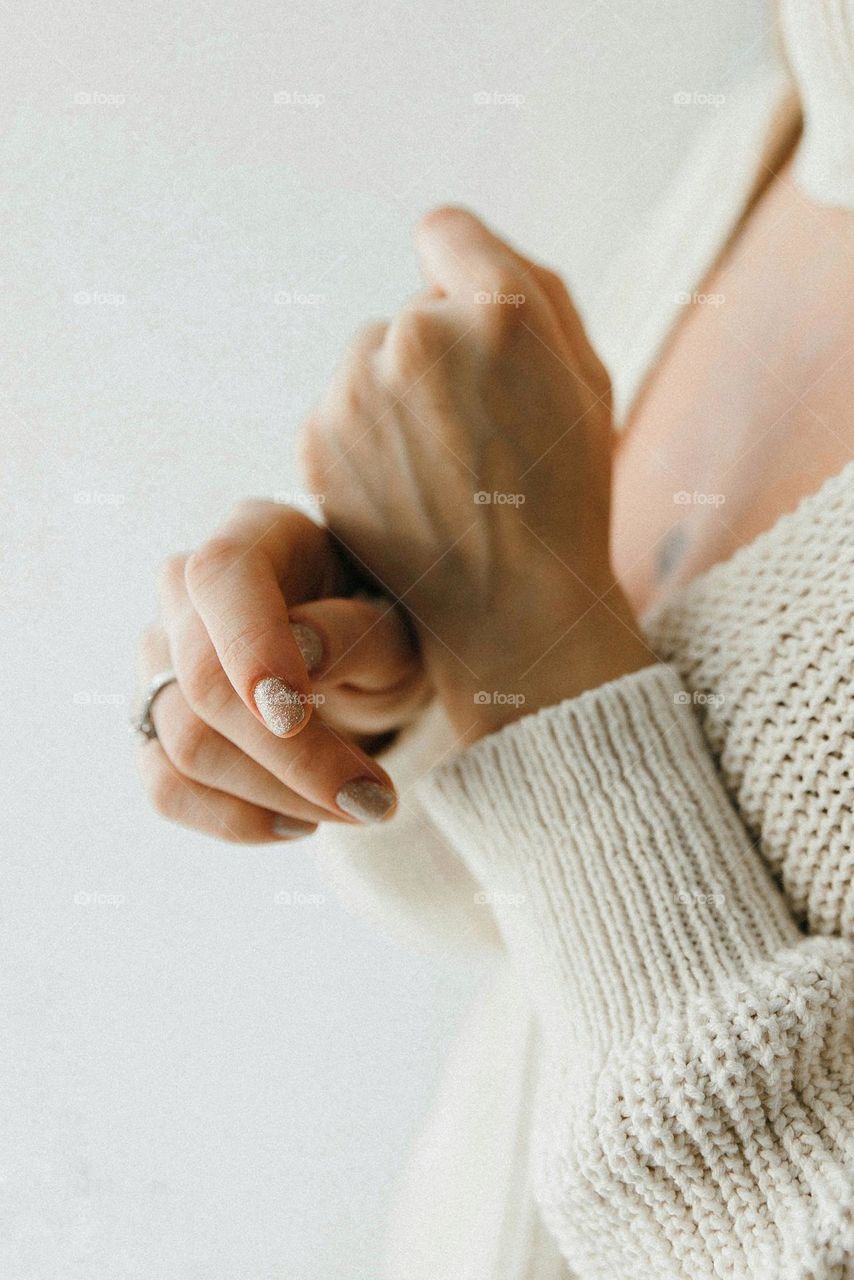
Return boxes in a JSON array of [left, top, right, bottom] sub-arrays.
[[276, 503, 315, 540], [475, 281, 531, 344], [158, 553, 187, 596], [338, 375, 368, 423], [587, 353, 612, 401], [339, 337, 378, 402], [219, 618, 283, 672], [297, 426, 326, 491], [230, 496, 278, 524], [536, 266, 567, 298], [180, 650, 231, 717], [276, 737, 316, 786], [388, 309, 439, 379], [145, 757, 182, 819], [297, 414, 322, 457], [353, 319, 386, 353], [262, 500, 310, 532], [185, 536, 241, 594], [484, 267, 521, 301], [139, 624, 166, 670], [343, 327, 374, 378], [162, 706, 211, 776], [322, 321, 388, 432], [468, 258, 521, 304], [216, 799, 263, 845]]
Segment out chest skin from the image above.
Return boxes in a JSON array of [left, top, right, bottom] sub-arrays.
[[610, 156, 854, 620]]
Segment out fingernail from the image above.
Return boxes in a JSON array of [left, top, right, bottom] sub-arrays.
[[335, 778, 396, 823], [272, 815, 317, 839], [253, 677, 305, 736], [289, 623, 324, 674]]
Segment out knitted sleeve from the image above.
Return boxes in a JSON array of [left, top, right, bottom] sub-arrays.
[[416, 663, 854, 1278]]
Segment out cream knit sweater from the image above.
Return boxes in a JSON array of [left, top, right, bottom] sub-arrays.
[[314, 13, 854, 1279]]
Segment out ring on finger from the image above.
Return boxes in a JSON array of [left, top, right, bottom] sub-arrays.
[[131, 669, 178, 743]]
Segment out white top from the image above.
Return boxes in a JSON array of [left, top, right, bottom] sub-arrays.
[[781, 0, 854, 207], [314, 23, 854, 1280]]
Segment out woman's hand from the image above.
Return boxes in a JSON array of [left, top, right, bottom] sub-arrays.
[[136, 502, 430, 842], [300, 207, 651, 740]]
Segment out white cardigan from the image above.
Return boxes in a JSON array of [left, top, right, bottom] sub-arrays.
[[313, 25, 854, 1280]]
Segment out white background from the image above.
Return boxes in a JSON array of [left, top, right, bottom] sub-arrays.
[[2, 3, 773, 1276]]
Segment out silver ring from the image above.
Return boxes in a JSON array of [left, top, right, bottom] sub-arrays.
[[130, 669, 178, 743]]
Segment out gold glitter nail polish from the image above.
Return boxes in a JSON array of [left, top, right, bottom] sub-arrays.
[[336, 778, 396, 823], [253, 677, 305, 735]]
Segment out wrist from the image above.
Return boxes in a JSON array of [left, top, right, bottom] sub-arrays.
[[433, 594, 654, 741]]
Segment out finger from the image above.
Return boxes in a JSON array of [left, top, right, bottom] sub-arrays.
[[316, 681, 431, 737], [512, 262, 611, 397], [287, 596, 419, 691], [412, 206, 594, 370], [149, 680, 326, 831], [162, 562, 399, 824], [183, 506, 335, 739], [329, 319, 389, 393], [309, 320, 390, 448], [139, 621, 328, 827], [289, 596, 430, 735], [138, 741, 309, 844]]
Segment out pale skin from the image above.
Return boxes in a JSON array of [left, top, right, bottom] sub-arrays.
[[614, 154, 854, 611], [137, 153, 854, 842]]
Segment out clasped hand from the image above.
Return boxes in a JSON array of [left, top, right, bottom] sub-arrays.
[[137, 207, 648, 842]]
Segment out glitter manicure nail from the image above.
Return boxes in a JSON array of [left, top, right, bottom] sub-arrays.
[[272, 815, 316, 839], [289, 623, 324, 674], [253, 677, 305, 736], [335, 778, 396, 823]]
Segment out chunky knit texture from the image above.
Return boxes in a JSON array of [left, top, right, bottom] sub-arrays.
[[648, 465, 854, 943], [414, 466, 854, 1277]]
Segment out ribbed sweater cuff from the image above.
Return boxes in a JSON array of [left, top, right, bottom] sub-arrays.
[[417, 665, 801, 1048]]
